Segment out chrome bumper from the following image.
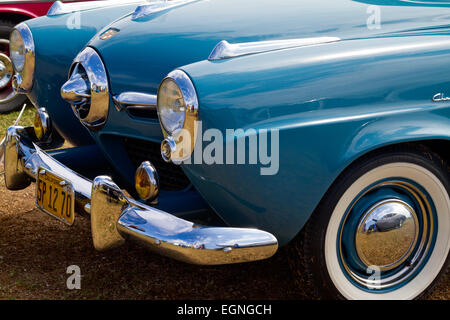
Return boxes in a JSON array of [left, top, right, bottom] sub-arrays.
[[2, 126, 278, 265]]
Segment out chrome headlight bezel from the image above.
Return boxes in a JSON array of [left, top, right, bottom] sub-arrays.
[[62, 47, 109, 130], [157, 70, 199, 164], [10, 23, 35, 94]]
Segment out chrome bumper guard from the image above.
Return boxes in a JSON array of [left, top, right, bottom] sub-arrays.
[[2, 126, 278, 265]]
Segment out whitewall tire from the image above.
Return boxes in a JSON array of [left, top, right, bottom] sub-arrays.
[[289, 145, 449, 300]]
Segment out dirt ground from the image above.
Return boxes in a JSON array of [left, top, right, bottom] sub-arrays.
[[0, 168, 306, 300], [0, 163, 448, 300]]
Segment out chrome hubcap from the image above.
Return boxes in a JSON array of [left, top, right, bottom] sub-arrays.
[[0, 38, 18, 104], [355, 199, 419, 271], [0, 53, 13, 90], [338, 180, 436, 292]]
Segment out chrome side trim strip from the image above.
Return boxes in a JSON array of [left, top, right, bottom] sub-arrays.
[[208, 37, 341, 61], [47, 0, 145, 16], [112, 92, 157, 112], [132, 0, 200, 20], [3, 126, 278, 265]]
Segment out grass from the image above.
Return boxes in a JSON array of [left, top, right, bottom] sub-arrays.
[[0, 102, 35, 140]]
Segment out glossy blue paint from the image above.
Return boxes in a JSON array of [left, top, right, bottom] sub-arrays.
[[79, 0, 450, 245], [24, 3, 142, 146], [179, 35, 450, 245], [357, 0, 450, 7], [90, 0, 450, 95], [48, 143, 108, 177]]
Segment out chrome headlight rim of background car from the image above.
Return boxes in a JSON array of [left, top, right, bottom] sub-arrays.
[[0, 49, 15, 105], [10, 22, 35, 94], [157, 69, 199, 164], [61, 47, 109, 130]]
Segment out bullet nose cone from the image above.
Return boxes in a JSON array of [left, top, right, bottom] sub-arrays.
[[61, 73, 90, 104]]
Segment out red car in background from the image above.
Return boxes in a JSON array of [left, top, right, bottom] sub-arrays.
[[0, 0, 94, 112]]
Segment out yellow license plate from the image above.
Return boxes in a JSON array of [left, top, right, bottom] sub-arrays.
[[36, 168, 75, 225]]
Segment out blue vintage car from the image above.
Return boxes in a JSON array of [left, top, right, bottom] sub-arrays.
[[3, 0, 450, 299], [8, 0, 149, 146]]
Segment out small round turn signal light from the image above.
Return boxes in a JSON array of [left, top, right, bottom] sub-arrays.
[[161, 137, 176, 163], [33, 108, 51, 141], [135, 161, 160, 202]]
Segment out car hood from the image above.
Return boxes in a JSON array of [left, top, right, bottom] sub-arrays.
[[25, 2, 145, 145], [90, 0, 450, 95]]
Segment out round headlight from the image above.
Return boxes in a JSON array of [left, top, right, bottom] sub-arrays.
[[9, 23, 35, 93], [157, 70, 198, 136], [10, 29, 25, 72], [157, 70, 199, 164], [157, 78, 186, 134]]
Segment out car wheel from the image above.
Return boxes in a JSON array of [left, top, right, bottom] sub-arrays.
[[289, 145, 449, 299], [0, 19, 27, 113]]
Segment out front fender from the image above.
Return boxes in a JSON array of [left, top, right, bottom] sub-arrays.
[[181, 35, 450, 245]]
